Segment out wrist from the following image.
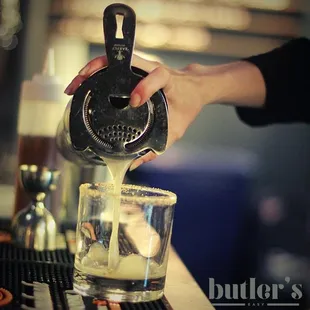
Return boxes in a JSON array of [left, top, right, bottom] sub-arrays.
[[198, 61, 266, 108], [184, 62, 234, 106], [197, 72, 223, 106]]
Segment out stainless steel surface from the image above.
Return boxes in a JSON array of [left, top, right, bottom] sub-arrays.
[[56, 3, 168, 166], [11, 165, 60, 251]]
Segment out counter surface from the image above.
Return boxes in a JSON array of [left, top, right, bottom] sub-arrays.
[[67, 234, 214, 309], [166, 248, 214, 310]]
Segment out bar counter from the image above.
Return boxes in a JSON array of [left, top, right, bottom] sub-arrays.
[[166, 248, 214, 309]]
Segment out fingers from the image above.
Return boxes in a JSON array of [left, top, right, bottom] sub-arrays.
[[79, 56, 108, 76], [64, 56, 108, 95], [129, 151, 157, 171], [128, 114, 177, 171], [128, 132, 176, 171], [131, 55, 162, 73], [64, 54, 161, 95], [130, 66, 171, 107], [64, 75, 88, 95]]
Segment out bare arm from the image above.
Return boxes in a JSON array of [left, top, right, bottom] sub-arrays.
[[198, 60, 266, 108]]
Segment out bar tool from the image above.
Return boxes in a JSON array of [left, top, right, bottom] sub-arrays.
[[56, 3, 168, 166], [14, 48, 66, 216], [11, 165, 60, 251]]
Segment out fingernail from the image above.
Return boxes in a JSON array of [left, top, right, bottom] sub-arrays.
[[64, 85, 72, 95], [130, 93, 141, 107], [129, 161, 142, 171], [79, 64, 90, 76]]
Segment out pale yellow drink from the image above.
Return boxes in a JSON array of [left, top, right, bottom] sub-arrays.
[[74, 177, 176, 302]]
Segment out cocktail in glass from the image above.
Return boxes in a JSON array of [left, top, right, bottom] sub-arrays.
[[73, 182, 177, 303]]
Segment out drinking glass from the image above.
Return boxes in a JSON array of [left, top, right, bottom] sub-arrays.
[[73, 182, 177, 303]]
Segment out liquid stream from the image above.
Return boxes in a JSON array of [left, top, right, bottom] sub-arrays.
[[104, 158, 132, 272], [79, 157, 162, 276]]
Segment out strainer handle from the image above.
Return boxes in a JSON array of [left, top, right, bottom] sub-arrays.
[[103, 3, 136, 71]]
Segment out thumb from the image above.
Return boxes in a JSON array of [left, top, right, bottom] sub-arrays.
[[129, 151, 157, 171]]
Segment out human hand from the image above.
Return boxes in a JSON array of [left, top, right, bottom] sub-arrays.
[[65, 55, 213, 170]]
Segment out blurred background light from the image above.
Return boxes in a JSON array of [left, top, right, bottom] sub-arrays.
[[50, 0, 300, 57], [0, 0, 22, 50]]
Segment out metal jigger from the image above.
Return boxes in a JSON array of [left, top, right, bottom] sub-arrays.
[[11, 165, 60, 251]]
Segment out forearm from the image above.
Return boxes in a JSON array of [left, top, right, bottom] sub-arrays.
[[198, 37, 310, 126], [199, 61, 266, 108]]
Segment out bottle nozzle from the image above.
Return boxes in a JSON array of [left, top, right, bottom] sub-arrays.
[[42, 48, 55, 76]]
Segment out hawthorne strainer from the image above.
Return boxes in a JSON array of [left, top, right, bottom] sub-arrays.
[[56, 3, 168, 165]]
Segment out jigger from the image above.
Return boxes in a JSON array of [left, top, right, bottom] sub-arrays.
[[11, 165, 60, 251]]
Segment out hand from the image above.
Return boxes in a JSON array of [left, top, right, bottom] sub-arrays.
[[65, 55, 212, 170]]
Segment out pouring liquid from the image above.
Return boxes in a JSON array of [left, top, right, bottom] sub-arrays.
[[74, 157, 168, 299], [104, 158, 132, 272], [77, 158, 164, 278]]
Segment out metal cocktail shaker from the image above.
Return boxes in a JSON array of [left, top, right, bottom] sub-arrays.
[[56, 3, 168, 166]]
